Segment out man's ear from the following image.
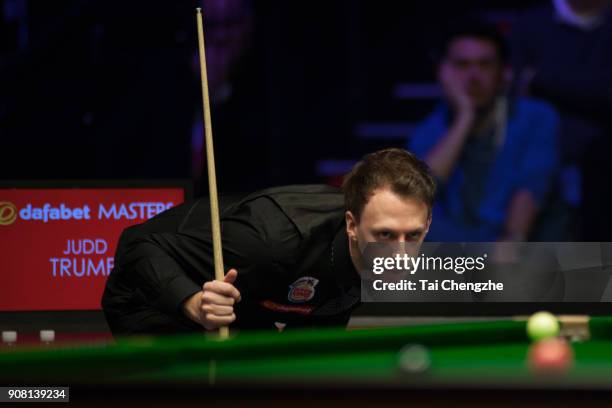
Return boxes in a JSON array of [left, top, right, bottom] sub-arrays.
[[345, 210, 358, 241], [425, 215, 432, 235]]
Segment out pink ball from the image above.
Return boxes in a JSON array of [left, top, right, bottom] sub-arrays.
[[528, 338, 574, 374]]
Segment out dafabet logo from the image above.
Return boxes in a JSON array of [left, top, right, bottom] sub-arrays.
[[0, 202, 17, 226], [0, 201, 174, 225]]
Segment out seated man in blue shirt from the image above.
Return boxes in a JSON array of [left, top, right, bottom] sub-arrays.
[[409, 21, 560, 242]]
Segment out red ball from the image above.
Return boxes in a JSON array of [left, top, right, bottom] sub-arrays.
[[528, 338, 574, 374]]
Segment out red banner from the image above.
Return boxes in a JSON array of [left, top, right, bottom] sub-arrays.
[[0, 188, 185, 311]]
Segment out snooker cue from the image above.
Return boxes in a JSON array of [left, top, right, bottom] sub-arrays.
[[196, 7, 229, 340]]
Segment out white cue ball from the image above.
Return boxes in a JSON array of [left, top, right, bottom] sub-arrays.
[[39, 330, 56, 343]]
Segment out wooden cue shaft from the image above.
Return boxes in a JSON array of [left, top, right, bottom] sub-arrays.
[[196, 7, 229, 339]]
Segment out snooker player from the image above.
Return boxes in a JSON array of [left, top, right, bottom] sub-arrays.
[[101, 148, 435, 334]]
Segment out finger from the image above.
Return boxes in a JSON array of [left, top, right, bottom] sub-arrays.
[[223, 269, 242, 302], [201, 291, 235, 306], [203, 280, 241, 301], [223, 269, 238, 284], [205, 313, 236, 326], [201, 303, 234, 316]]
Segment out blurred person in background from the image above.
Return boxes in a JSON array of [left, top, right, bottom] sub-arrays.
[[191, 0, 269, 194], [512, 0, 612, 241], [408, 20, 563, 242]]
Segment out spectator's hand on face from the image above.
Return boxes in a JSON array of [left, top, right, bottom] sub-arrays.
[[440, 63, 473, 116]]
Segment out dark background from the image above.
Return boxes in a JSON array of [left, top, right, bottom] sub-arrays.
[[0, 0, 542, 193]]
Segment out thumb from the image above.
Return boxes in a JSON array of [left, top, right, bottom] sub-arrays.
[[223, 269, 241, 302], [223, 268, 238, 284]]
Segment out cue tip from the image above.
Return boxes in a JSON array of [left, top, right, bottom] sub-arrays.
[[196, 7, 202, 13]]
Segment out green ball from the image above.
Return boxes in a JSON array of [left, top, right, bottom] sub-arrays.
[[527, 311, 560, 341]]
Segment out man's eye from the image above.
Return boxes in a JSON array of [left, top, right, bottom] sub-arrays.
[[377, 231, 392, 240]]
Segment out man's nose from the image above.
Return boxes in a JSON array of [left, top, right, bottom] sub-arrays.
[[395, 239, 407, 253]]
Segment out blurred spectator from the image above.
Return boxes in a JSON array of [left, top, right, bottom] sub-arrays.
[[408, 21, 561, 242], [192, 0, 269, 195], [512, 0, 612, 240]]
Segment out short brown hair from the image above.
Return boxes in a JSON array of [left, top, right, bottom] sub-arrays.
[[342, 148, 436, 221]]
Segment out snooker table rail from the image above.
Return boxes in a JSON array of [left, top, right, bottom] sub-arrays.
[[2, 317, 612, 391]]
